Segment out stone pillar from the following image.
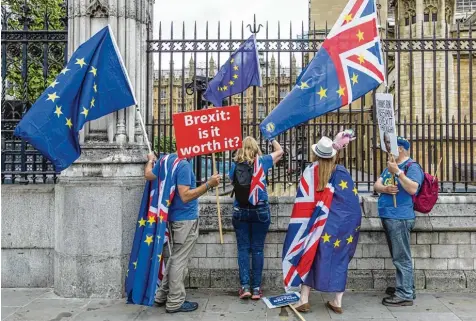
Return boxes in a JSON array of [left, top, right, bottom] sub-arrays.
[[54, 0, 153, 298]]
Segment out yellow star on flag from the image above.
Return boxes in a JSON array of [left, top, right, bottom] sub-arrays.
[[144, 235, 154, 246], [90, 97, 95, 108], [81, 107, 89, 118], [138, 217, 146, 227], [166, 199, 171, 207], [322, 232, 331, 243], [298, 81, 310, 89], [75, 58, 87, 68], [93, 83, 98, 93], [230, 58, 235, 63], [337, 86, 346, 97], [65, 118, 73, 129], [233, 65, 239, 71], [60, 67, 70, 75], [358, 54, 365, 64], [54, 106, 63, 118], [351, 73, 359, 85], [317, 86, 327, 99], [147, 215, 156, 226], [344, 14, 353, 23], [157, 254, 162, 261], [334, 239, 341, 248], [159, 215, 164, 223], [346, 235, 354, 244], [47, 92, 60, 102], [223, 85, 228, 90], [133, 261, 138, 269], [339, 180, 348, 190], [218, 86, 222, 91], [229, 80, 234, 86], [89, 66, 97, 77], [49, 79, 59, 88], [356, 30, 364, 41], [233, 74, 238, 79], [353, 186, 358, 196]]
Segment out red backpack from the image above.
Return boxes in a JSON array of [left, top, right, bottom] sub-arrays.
[[405, 162, 439, 214]]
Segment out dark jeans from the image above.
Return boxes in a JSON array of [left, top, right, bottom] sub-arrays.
[[381, 218, 415, 300], [232, 204, 271, 289]]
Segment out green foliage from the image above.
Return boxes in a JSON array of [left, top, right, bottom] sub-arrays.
[[4, 0, 66, 103], [154, 136, 177, 154]]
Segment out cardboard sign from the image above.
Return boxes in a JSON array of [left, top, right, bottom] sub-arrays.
[[173, 106, 242, 158], [376, 93, 399, 157], [262, 292, 300, 309]]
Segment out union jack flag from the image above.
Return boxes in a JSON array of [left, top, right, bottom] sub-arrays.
[[282, 163, 335, 289], [248, 156, 267, 206], [126, 154, 183, 306], [261, 0, 385, 139]]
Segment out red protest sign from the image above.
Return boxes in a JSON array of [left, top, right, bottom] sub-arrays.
[[173, 106, 242, 158]]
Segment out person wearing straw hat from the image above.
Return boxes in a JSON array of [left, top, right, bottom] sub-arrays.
[[144, 153, 220, 313], [286, 133, 361, 315], [374, 136, 424, 307]]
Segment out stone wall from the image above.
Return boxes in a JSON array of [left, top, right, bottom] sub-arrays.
[[2, 185, 475, 294]]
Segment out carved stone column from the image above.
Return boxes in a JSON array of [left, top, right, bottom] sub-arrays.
[[54, 0, 153, 298]]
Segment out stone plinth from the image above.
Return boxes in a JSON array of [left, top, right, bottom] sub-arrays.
[[53, 145, 146, 298]]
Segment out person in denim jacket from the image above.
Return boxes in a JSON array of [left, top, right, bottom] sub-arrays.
[[228, 136, 283, 300]]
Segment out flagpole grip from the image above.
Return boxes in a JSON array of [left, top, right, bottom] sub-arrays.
[[388, 153, 397, 208], [212, 154, 224, 244], [136, 106, 152, 154]]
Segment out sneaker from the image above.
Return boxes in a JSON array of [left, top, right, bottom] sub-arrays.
[[385, 287, 416, 300], [251, 288, 262, 300], [382, 295, 413, 307], [154, 299, 166, 307], [166, 301, 199, 313], [239, 286, 252, 299]]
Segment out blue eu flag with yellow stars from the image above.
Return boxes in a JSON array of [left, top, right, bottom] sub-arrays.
[[14, 25, 136, 171], [126, 154, 182, 306], [203, 34, 262, 106]]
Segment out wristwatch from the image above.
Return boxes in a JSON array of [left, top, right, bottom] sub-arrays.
[[395, 170, 403, 177]]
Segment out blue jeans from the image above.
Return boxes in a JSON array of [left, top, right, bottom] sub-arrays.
[[232, 204, 271, 289], [381, 218, 415, 300]]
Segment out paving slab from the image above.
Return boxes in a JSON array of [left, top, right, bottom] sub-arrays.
[[386, 293, 452, 314], [1, 307, 19, 321], [435, 292, 476, 318], [1, 289, 51, 307], [391, 312, 463, 321], [72, 299, 144, 321], [3, 298, 88, 321], [321, 292, 394, 320]]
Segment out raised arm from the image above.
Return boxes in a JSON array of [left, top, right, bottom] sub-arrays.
[[270, 140, 284, 165]]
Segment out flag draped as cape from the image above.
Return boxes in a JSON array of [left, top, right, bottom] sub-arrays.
[[282, 164, 361, 292]]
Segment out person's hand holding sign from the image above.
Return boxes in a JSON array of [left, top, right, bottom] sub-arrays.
[[387, 158, 399, 175], [206, 173, 221, 189]]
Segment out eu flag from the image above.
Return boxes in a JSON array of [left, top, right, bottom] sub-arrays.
[[126, 154, 182, 306], [282, 165, 361, 291], [203, 35, 262, 106], [14, 25, 136, 171], [260, 0, 385, 139]]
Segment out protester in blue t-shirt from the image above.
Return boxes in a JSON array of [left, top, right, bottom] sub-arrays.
[[374, 136, 424, 307], [144, 153, 220, 313], [228, 136, 283, 300]]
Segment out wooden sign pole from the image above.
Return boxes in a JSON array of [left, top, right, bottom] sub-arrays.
[[212, 153, 224, 244], [388, 153, 397, 208]]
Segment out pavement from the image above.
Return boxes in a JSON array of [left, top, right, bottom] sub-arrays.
[[1, 288, 476, 321]]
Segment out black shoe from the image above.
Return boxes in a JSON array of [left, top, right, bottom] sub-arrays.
[[385, 287, 416, 300], [166, 301, 199, 313], [382, 295, 413, 307]]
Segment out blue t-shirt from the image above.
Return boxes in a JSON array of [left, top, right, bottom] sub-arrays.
[[229, 154, 274, 206], [152, 160, 198, 221], [378, 158, 424, 219]]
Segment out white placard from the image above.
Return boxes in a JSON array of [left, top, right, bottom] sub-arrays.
[[376, 93, 398, 157]]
